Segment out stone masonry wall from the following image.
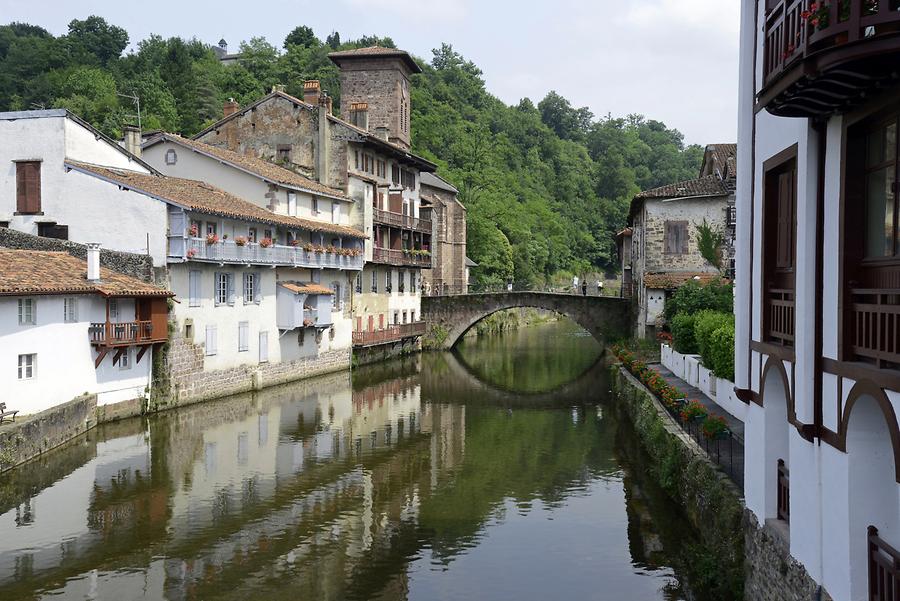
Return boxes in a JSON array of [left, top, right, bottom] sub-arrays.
[[0, 394, 96, 473], [643, 196, 729, 273], [338, 57, 410, 149], [162, 333, 350, 409], [0, 228, 155, 282]]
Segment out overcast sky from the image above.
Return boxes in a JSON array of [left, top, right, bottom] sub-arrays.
[[1, 0, 740, 146]]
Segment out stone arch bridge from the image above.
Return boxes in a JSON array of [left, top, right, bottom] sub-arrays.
[[421, 292, 633, 350]]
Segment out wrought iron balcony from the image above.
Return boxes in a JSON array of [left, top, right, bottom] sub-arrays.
[[761, 0, 900, 117], [373, 208, 432, 234], [372, 247, 432, 268], [352, 321, 427, 346], [169, 237, 364, 270]]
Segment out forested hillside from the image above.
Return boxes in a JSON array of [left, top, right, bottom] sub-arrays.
[[0, 18, 703, 289]]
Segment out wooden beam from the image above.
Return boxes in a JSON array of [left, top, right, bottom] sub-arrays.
[[136, 345, 149, 364], [94, 347, 109, 369], [112, 347, 125, 366]]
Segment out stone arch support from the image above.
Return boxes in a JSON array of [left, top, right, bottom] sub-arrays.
[[420, 292, 633, 350]]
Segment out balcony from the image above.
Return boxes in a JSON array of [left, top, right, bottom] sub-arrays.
[[849, 288, 900, 368], [765, 287, 795, 346], [89, 321, 167, 347], [372, 247, 432, 268], [761, 0, 900, 117], [170, 238, 364, 271], [373, 208, 432, 234], [352, 321, 427, 347]]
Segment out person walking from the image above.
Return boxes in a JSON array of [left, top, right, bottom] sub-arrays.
[[572, 275, 579, 295], [581, 280, 587, 296], [597, 280, 604, 296]]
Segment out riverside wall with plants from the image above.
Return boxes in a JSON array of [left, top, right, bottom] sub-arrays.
[[609, 347, 744, 599]]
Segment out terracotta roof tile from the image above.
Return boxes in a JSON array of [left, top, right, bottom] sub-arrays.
[[0, 250, 171, 297], [635, 175, 730, 200], [145, 134, 350, 201], [643, 272, 725, 290], [65, 161, 366, 240], [280, 282, 333, 295]]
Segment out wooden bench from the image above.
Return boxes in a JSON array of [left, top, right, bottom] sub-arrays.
[[0, 402, 18, 424]]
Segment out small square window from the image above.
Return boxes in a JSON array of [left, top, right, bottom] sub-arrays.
[[17, 353, 35, 380], [165, 149, 178, 165], [119, 348, 131, 370]]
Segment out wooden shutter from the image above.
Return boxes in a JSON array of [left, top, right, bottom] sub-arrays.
[[205, 325, 217, 356], [679, 223, 689, 254], [189, 271, 201, 307], [16, 162, 41, 214], [238, 321, 249, 352], [253, 272, 261, 304], [776, 170, 796, 270], [258, 331, 269, 363]]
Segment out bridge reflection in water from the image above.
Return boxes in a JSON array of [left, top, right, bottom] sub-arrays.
[[0, 320, 707, 601]]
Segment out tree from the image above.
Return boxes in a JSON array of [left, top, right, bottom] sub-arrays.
[[284, 26, 318, 49], [65, 16, 128, 65], [325, 31, 341, 49], [696, 219, 725, 270]]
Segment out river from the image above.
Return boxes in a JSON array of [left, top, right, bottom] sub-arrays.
[[0, 319, 704, 601]]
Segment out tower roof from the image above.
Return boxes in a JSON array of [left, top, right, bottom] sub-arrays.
[[328, 46, 421, 74]]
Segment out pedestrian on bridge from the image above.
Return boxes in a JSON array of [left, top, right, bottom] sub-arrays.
[[581, 281, 587, 296], [597, 280, 604, 296], [572, 275, 579, 294]]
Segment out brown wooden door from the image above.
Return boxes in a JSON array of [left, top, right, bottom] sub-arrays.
[[368, 315, 374, 332]]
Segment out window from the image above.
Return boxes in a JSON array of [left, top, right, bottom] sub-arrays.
[[331, 282, 341, 310], [664, 221, 689, 254], [15, 161, 41, 214], [259, 331, 269, 363], [38, 223, 68, 240], [354, 150, 360, 170], [238, 321, 249, 352], [392, 164, 400, 185], [109, 299, 119, 321], [394, 311, 400, 325], [189, 270, 201, 307], [864, 118, 899, 258], [356, 273, 362, 294], [18, 298, 35, 325], [411, 310, 416, 323], [287, 192, 297, 216], [411, 271, 417, 294], [332, 203, 340, 224], [371, 269, 378, 293], [190, 220, 202, 238], [277, 144, 292, 164], [64, 297, 77, 323], [215, 272, 233, 306], [165, 149, 178, 165], [313, 196, 320, 214], [205, 325, 218, 356], [17, 354, 35, 380], [385, 270, 392, 293], [264, 229, 273, 241], [402, 310, 408, 324], [244, 272, 260, 304], [206, 222, 217, 236], [399, 270, 406, 293], [248, 227, 257, 243], [377, 160, 385, 178], [119, 348, 131, 370]]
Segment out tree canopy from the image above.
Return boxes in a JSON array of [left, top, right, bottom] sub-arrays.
[[0, 17, 703, 289]]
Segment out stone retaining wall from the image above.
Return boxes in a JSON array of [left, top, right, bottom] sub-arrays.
[[353, 338, 419, 366], [0, 395, 96, 473], [162, 334, 350, 409]]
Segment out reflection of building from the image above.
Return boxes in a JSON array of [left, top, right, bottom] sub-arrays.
[[626, 145, 736, 337], [737, 2, 900, 599]]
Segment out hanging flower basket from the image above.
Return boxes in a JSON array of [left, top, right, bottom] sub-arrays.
[[205, 233, 219, 245], [259, 237, 273, 248], [234, 236, 247, 247]]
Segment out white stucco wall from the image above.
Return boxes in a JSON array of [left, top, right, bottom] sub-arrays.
[[0, 294, 152, 415]]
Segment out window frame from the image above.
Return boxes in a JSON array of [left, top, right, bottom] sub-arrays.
[[238, 321, 249, 352], [15, 160, 42, 215], [663, 221, 689, 255], [17, 353, 36, 380], [215, 272, 233, 306], [18, 298, 35, 326], [64, 297, 77, 323]]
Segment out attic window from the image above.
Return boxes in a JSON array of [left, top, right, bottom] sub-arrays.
[[165, 149, 178, 165]]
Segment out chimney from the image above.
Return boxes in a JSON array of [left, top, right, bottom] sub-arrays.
[[123, 125, 142, 158], [349, 102, 369, 131], [86, 243, 101, 282], [303, 80, 321, 105], [326, 95, 333, 116], [223, 98, 239, 118], [374, 126, 390, 141]]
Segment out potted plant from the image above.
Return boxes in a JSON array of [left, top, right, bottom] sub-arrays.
[[259, 237, 273, 248], [205, 233, 219, 245], [235, 236, 247, 247], [702, 415, 730, 440], [314, 244, 326, 254], [189, 224, 199, 237], [303, 242, 314, 252], [186, 248, 198, 259], [680, 400, 708, 424]]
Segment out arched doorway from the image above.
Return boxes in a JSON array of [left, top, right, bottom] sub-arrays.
[[844, 388, 900, 601], [761, 360, 791, 522]]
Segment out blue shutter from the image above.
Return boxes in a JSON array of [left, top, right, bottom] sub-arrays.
[[227, 273, 235, 306]]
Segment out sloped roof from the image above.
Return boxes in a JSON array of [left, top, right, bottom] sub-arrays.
[[616, 227, 633, 238], [643, 272, 724, 290], [143, 134, 351, 201], [328, 46, 421, 73], [280, 282, 333, 295], [0, 250, 171, 297], [420, 172, 459, 194], [703, 143, 738, 180], [190, 90, 436, 171], [635, 174, 730, 200], [65, 161, 366, 239]]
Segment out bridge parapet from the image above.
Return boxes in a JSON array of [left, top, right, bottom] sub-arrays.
[[420, 291, 633, 349]]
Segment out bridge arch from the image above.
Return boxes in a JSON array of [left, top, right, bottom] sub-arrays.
[[420, 292, 633, 350]]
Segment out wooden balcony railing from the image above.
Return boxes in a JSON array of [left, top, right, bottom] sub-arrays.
[[766, 288, 796, 346], [372, 247, 433, 268], [352, 321, 427, 346], [762, 0, 900, 115], [89, 321, 163, 347], [373, 208, 432, 234], [777, 459, 790, 523], [169, 237, 364, 271], [849, 288, 900, 368], [868, 525, 900, 601]]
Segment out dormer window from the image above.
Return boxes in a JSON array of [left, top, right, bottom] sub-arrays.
[[165, 149, 177, 165]]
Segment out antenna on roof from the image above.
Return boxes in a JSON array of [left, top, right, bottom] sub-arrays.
[[117, 92, 142, 131], [29, 102, 46, 110]]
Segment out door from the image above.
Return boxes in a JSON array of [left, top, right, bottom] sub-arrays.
[[259, 331, 269, 363], [368, 315, 374, 332]]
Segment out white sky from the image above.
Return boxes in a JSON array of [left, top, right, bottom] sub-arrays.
[[1, 0, 740, 145]]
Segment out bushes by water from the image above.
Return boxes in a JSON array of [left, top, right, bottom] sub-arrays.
[[670, 313, 697, 354], [665, 280, 735, 381]]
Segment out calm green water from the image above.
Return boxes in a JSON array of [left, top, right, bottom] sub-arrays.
[[0, 320, 701, 601]]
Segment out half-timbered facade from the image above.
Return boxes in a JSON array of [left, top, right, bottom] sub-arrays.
[[737, 2, 900, 599]]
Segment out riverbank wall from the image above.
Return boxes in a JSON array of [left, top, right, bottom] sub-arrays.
[[611, 362, 828, 601], [610, 364, 745, 598]]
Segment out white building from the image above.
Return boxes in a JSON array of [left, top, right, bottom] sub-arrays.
[[0, 247, 170, 415], [737, 2, 900, 599]]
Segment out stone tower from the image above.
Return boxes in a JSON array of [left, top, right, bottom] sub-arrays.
[[328, 47, 421, 150]]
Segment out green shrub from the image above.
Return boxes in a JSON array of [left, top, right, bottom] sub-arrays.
[[708, 322, 735, 381], [664, 279, 733, 323], [671, 313, 698, 354], [694, 310, 734, 363]]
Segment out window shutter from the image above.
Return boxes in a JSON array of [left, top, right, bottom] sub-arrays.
[[664, 222, 673, 254], [214, 272, 221, 305], [680, 223, 689, 254], [238, 321, 249, 351], [227, 274, 235, 306], [254, 272, 261, 304], [206, 325, 217, 356], [189, 271, 201, 307], [16, 162, 41, 214]]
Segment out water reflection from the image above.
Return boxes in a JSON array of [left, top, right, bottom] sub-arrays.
[[0, 321, 701, 601]]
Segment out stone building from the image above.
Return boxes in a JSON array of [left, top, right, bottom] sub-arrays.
[[420, 172, 469, 295], [192, 46, 442, 357], [735, 2, 900, 599], [624, 144, 736, 337]]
